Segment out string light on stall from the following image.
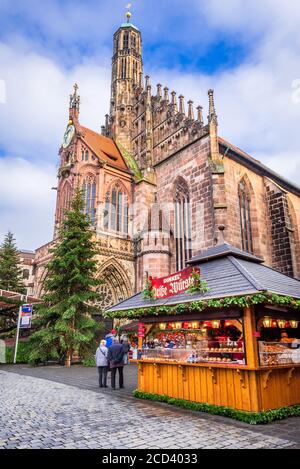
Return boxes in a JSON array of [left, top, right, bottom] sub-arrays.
[[262, 317, 272, 328], [277, 319, 286, 329], [212, 320, 220, 329], [290, 320, 299, 329]]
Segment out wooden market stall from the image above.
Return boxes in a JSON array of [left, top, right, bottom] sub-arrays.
[[107, 244, 300, 412]]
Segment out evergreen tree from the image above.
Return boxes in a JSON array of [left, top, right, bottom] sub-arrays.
[[29, 187, 101, 366], [0, 231, 25, 293]]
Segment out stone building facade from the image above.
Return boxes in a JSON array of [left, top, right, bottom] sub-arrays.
[[32, 15, 300, 313]]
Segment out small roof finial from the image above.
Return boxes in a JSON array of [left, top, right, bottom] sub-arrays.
[[208, 89, 218, 125], [126, 3, 132, 22], [216, 224, 226, 245]]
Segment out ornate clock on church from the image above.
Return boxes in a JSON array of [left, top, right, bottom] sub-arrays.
[[62, 121, 75, 149]]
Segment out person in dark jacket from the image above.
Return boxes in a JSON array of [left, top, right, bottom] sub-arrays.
[[108, 337, 125, 390], [121, 337, 131, 365]]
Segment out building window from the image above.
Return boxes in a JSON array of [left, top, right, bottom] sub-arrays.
[[104, 183, 129, 234], [85, 150, 89, 161], [22, 269, 30, 280], [81, 149, 85, 161], [239, 181, 253, 253], [133, 61, 137, 84], [82, 176, 97, 226], [174, 179, 192, 271]]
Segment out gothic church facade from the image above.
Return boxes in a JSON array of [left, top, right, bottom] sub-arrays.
[[32, 16, 300, 312]]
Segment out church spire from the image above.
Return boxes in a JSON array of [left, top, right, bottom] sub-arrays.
[[69, 83, 80, 121], [109, 5, 143, 152]]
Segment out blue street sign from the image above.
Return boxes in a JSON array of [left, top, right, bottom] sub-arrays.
[[22, 304, 33, 314]]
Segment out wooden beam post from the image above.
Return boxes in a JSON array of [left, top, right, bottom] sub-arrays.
[[243, 306, 259, 368]]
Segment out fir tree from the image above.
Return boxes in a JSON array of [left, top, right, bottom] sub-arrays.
[[0, 231, 25, 293], [29, 187, 101, 366]]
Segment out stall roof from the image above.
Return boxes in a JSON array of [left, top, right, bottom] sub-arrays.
[[107, 244, 300, 313], [0, 289, 41, 310]]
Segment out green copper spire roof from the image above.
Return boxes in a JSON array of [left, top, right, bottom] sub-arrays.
[[120, 22, 140, 32]]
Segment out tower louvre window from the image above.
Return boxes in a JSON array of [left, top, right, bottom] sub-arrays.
[[239, 180, 253, 253], [123, 31, 129, 49], [132, 34, 136, 50]]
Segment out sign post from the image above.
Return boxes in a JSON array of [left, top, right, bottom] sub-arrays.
[[13, 304, 33, 364]]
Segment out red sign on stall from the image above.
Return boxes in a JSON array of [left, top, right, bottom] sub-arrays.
[[138, 323, 145, 338], [150, 267, 200, 300]]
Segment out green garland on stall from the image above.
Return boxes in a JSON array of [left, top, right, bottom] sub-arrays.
[[133, 390, 300, 425], [105, 292, 300, 319], [187, 269, 210, 295], [142, 278, 156, 301]]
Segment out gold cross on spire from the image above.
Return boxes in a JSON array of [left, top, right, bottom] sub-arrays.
[[126, 3, 132, 22]]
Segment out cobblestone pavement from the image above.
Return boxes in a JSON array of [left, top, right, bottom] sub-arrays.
[[0, 370, 298, 449]]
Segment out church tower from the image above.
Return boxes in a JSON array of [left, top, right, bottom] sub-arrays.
[[105, 9, 143, 153]]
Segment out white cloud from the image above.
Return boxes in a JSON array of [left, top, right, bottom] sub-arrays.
[[0, 40, 111, 160], [0, 39, 112, 249], [0, 158, 57, 250]]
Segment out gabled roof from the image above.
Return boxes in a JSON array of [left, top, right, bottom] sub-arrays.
[[0, 289, 41, 310], [219, 137, 300, 196], [80, 127, 129, 171], [188, 243, 264, 265], [107, 244, 300, 313]]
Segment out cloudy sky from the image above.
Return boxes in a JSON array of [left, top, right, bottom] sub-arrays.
[[0, 0, 300, 250]]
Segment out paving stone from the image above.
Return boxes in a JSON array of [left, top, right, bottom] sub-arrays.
[[0, 369, 299, 449]]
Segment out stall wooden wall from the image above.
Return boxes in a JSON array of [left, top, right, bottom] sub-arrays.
[[138, 362, 300, 412]]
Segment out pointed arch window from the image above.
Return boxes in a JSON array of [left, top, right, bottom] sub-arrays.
[[239, 180, 253, 253], [60, 182, 72, 222], [174, 179, 192, 271], [104, 183, 129, 235], [82, 176, 97, 226]]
